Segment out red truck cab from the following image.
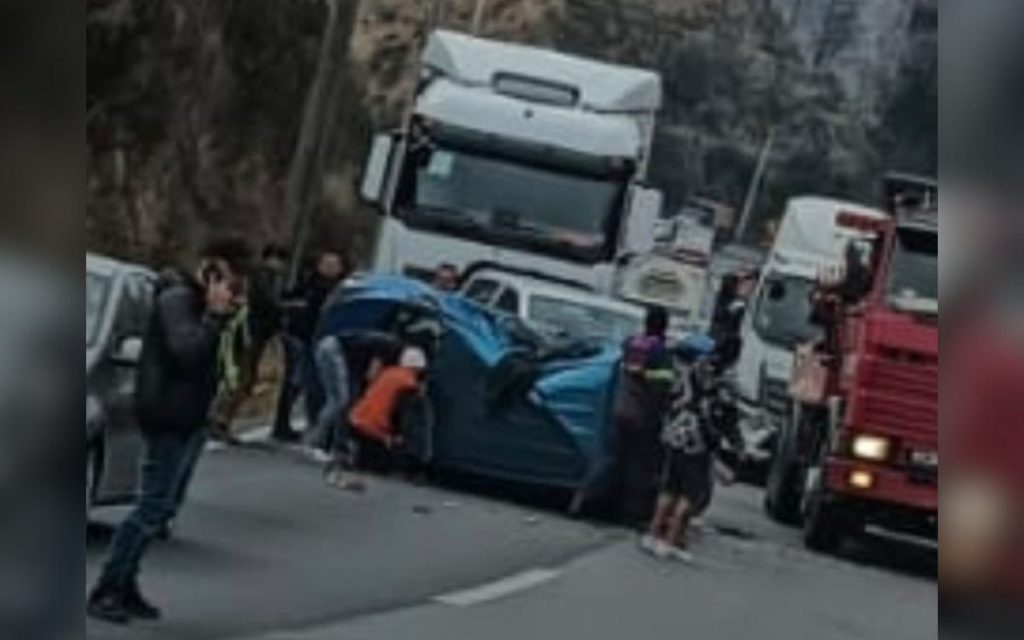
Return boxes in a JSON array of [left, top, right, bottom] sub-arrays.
[[765, 176, 938, 554]]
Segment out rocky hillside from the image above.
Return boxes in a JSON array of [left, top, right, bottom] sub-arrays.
[[87, 0, 936, 264], [87, 0, 354, 264]]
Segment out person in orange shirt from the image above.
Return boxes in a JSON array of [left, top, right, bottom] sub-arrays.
[[348, 346, 428, 464]]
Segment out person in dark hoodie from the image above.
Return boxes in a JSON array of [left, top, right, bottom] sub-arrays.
[[87, 237, 251, 625], [272, 249, 347, 444]]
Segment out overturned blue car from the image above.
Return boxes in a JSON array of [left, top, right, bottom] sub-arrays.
[[318, 276, 623, 504]]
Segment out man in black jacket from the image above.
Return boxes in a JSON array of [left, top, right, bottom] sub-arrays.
[[272, 249, 347, 443], [87, 238, 251, 625]]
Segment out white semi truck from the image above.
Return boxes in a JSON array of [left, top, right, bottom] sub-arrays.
[[360, 30, 664, 291], [734, 196, 889, 463]]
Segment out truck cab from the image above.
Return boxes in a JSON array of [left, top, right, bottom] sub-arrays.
[[735, 197, 888, 465], [765, 177, 939, 554], [361, 30, 663, 292]]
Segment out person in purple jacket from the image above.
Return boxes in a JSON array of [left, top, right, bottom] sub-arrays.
[[611, 305, 676, 529]]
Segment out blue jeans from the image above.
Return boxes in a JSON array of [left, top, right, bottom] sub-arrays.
[[172, 428, 208, 516], [306, 336, 352, 452], [97, 429, 207, 589], [273, 336, 323, 436]]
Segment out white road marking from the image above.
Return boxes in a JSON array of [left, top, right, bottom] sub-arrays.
[[434, 568, 562, 607]]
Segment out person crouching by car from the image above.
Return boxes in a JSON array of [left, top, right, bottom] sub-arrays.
[[347, 346, 428, 473], [315, 329, 403, 488]]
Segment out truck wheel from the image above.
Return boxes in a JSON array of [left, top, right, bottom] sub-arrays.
[[764, 418, 802, 525], [802, 476, 846, 554], [764, 455, 802, 525]]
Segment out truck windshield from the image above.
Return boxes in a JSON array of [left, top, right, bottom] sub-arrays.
[[753, 275, 822, 349], [400, 146, 625, 261], [887, 228, 938, 312]]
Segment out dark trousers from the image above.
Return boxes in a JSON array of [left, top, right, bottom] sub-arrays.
[[97, 429, 207, 590], [615, 419, 663, 530]]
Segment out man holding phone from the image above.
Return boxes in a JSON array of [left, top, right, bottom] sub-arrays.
[[87, 237, 252, 625]]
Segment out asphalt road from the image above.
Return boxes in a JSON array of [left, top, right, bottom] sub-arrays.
[[86, 444, 937, 640]]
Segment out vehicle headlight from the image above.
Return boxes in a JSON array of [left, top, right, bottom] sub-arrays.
[[851, 434, 891, 462]]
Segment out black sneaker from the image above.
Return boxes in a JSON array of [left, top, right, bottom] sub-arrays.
[[87, 587, 131, 625], [155, 520, 174, 541], [124, 583, 162, 621], [272, 429, 301, 444]]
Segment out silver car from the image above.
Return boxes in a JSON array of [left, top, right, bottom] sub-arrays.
[[86, 253, 155, 512]]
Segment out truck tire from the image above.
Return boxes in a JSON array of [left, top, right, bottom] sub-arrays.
[[764, 416, 802, 525], [764, 456, 802, 525], [802, 471, 847, 554]]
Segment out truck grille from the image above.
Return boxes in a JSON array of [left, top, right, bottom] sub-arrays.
[[859, 349, 938, 436]]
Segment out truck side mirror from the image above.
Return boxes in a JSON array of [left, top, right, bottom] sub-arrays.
[[621, 186, 663, 255], [360, 133, 397, 205]]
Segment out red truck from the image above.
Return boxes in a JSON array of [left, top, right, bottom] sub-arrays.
[[764, 175, 938, 553]]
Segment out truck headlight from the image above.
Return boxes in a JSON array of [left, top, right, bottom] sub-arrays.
[[851, 434, 891, 462]]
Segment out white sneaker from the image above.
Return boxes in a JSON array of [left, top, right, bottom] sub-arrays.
[[666, 546, 695, 563], [306, 448, 332, 464], [639, 534, 660, 555], [652, 539, 673, 560]]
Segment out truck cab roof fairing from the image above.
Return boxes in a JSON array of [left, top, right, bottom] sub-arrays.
[[423, 30, 662, 114]]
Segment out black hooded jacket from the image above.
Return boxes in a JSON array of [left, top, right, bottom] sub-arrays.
[[135, 270, 226, 435]]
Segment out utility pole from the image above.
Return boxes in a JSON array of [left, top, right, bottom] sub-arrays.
[[735, 128, 775, 243], [428, 0, 447, 31], [472, 0, 488, 35], [284, 0, 354, 285]]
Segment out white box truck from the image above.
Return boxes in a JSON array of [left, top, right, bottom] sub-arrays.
[[734, 196, 889, 463], [360, 30, 664, 292]]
